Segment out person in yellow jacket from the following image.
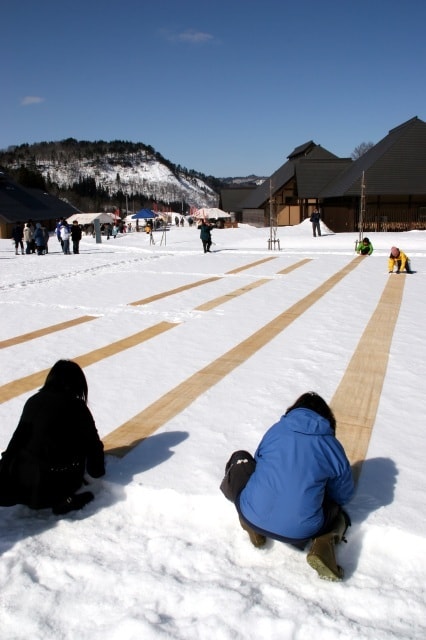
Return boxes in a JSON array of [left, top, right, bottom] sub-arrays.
[[388, 247, 413, 273]]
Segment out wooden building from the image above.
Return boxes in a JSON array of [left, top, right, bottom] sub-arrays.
[[239, 116, 426, 232], [0, 172, 78, 239]]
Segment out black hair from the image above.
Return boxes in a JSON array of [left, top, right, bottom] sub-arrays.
[[363, 237, 369, 243], [43, 359, 88, 403], [285, 391, 336, 432]]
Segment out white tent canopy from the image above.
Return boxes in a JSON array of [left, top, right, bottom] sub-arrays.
[[193, 207, 231, 219], [66, 212, 115, 225]]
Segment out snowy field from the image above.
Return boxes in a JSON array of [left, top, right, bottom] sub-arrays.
[[1, 220, 425, 639]]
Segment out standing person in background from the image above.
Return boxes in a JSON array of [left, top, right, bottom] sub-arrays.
[[388, 247, 413, 273], [60, 220, 71, 254], [34, 222, 46, 255], [356, 237, 373, 255], [56, 218, 64, 249], [42, 224, 50, 254], [0, 360, 105, 515], [71, 220, 82, 254], [199, 219, 212, 253], [27, 219, 36, 253], [23, 222, 34, 254], [11, 221, 24, 255], [310, 207, 321, 237]]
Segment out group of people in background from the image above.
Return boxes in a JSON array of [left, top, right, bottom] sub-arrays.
[[11, 214, 414, 274], [11, 218, 83, 255], [55, 218, 83, 254], [12, 220, 50, 255]]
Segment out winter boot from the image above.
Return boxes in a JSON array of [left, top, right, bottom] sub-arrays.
[[306, 510, 350, 581], [52, 491, 94, 516], [239, 516, 267, 548]]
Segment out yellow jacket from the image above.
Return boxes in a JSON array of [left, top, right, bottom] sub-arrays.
[[388, 250, 409, 272]]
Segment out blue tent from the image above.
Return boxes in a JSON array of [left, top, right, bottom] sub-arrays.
[[132, 209, 158, 219]]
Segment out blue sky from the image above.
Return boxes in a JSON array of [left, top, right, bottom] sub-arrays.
[[2, 0, 426, 177]]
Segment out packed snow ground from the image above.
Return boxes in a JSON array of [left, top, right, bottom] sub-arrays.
[[1, 220, 425, 639]]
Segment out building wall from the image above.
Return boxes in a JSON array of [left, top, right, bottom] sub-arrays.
[[241, 209, 265, 227], [276, 205, 301, 226], [321, 203, 356, 233]]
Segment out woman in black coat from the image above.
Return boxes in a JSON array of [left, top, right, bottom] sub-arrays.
[[0, 360, 105, 515], [199, 220, 212, 253]]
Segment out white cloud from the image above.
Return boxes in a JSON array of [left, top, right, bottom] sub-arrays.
[[21, 96, 45, 106], [160, 28, 214, 44], [177, 29, 214, 44]]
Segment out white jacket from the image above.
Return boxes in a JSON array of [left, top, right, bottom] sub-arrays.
[[60, 225, 70, 241], [23, 226, 33, 242]]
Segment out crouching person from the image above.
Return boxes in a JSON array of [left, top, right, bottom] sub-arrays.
[[0, 360, 105, 515], [388, 246, 413, 273], [220, 392, 354, 581]]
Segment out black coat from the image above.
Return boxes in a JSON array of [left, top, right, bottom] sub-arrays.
[[71, 225, 82, 241], [0, 389, 105, 509], [199, 223, 212, 241]]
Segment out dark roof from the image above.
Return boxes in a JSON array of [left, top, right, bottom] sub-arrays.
[[321, 116, 426, 197], [219, 186, 257, 212], [240, 143, 339, 208], [296, 158, 352, 198], [288, 140, 316, 159], [0, 174, 78, 223]]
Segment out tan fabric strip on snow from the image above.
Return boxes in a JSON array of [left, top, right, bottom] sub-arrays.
[[331, 274, 405, 479], [0, 316, 97, 350], [276, 258, 312, 275], [0, 258, 296, 403], [195, 259, 312, 312], [129, 257, 277, 306], [225, 256, 277, 274], [104, 256, 361, 456], [0, 322, 175, 404]]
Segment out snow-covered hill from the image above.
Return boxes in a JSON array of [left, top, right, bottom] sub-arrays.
[[41, 155, 218, 208], [1, 142, 220, 209]]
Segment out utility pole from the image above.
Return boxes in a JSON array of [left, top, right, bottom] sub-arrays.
[[268, 178, 280, 250], [359, 171, 366, 242]]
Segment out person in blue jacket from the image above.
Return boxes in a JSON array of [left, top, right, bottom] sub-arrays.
[[220, 392, 354, 581]]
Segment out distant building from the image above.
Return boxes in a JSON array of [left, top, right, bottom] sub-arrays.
[[238, 116, 426, 232], [0, 172, 78, 238], [219, 184, 258, 221]]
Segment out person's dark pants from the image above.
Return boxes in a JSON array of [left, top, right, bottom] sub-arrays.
[[73, 241, 80, 254], [395, 259, 412, 273], [312, 222, 321, 237], [220, 449, 342, 550]]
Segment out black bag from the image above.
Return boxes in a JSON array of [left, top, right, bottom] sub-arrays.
[[220, 450, 256, 502]]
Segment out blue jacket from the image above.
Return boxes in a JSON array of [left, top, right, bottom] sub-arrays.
[[238, 408, 354, 539], [34, 226, 45, 247]]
